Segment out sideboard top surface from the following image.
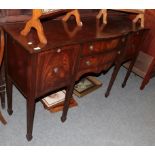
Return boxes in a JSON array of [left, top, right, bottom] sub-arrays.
[[3, 15, 145, 54]]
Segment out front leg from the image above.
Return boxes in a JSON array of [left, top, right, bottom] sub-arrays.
[[0, 65, 5, 109], [61, 83, 75, 122], [6, 75, 13, 115], [26, 96, 36, 141], [0, 85, 5, 109], [122, 54, 138, 88], [105, 62, 121, 97]]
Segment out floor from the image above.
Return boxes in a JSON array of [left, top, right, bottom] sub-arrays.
[[0, 67, 155, 145]]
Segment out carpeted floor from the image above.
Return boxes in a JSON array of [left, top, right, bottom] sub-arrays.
[[1, 67, 155, 146]]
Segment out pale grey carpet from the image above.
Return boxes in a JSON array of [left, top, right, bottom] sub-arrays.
[[1, 67, 155, 146]]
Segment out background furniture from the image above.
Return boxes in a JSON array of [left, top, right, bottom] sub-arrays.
[[123, 51, 155, 90], [0, 27, 6, 125], [0, 9, 31, 23], [97, 9, 145, 27], [119, 10, 155, 89], [140, 10, 155, 88], [105, 29, 148, 97]]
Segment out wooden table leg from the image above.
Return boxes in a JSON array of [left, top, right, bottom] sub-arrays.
[[0, 85, 5, 109], [0, 61, 5, 109], [105, 63, 121, 97], [26, 97, 36, 141], [122, 55, 138, 88], [61, 83, 75, 122], [6, 76, 13, 115]]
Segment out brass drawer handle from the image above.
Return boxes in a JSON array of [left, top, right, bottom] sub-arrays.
[[86, 60, 91, 66], [121, 38, 125, 42], [57, 48, 61, 53], [53, 67, 59, 73], [117, 51, 121, 54], [89, 45, 94, 51]]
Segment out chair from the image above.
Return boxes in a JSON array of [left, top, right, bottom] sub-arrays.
[[123, 51, 155, 90], [0, 27, 7, 125], [121, 30, 150, 90]]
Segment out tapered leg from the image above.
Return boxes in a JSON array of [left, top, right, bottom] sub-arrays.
[[105, 64, 121, 97], [0, 91, 5, 109], [0, 66, 5, 109], [26, 97, 35, 141], [122, 57, 137, 88], [140, 81, 147, 90], [140, 75, 150, 90], [6, 76, 13, 115], [0, 110, 7, 125], [140, 61, 154, 90], [61, 83, 75, 122]]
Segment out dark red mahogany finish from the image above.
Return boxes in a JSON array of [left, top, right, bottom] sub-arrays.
[[3, 16, 148, 141]]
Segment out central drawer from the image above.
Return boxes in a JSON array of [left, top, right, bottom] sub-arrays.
[[76, 56, 100, 80], [82, 39, 119, 56], [77, 49, 122, 80], [36, 45, 79, 96]]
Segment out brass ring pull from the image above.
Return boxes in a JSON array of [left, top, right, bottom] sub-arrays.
[[86, 61, 91, 66], [57, 48, 61, 53], [117, 51, 121, 54], [121, 38, 125, 42], [89, 45, 94, 51], [53, 67, 59, 73]]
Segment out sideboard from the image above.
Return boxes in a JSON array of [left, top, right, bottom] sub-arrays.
[[3, 15, 148, 141]]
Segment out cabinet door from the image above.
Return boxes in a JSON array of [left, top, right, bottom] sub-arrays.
[[36, 45, 79, 96]]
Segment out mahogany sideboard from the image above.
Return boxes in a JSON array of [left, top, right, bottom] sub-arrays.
[[3, 15, 148, 141]]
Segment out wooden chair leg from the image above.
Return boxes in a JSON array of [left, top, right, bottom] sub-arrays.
[[0, 110, 7, 125], [140, 77, 149, 90], [140, 60, 155, 90]]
